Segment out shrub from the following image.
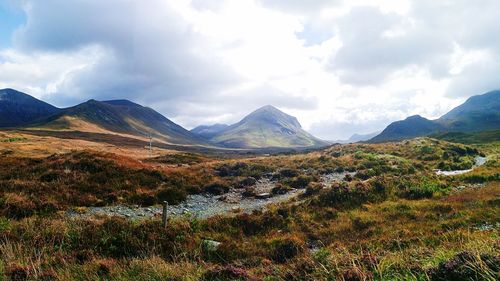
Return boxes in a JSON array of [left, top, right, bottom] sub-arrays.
[[279, 168, 299, 178], [233, 212, 286, 236], [286, 175, 315, 189], [271, 183, 291, 195], [428, 251, 499, 281], [237, 177, 257, 188], [242, 187, 257, 198], [269, 236, 303, 263], [216, 162, 272, 178], [352, 216, 375, 231], [304, 182, 323, 196], [1, 192, 36, 218], [5, 263, 29, 281], [204, 182, 230, 195], [315, 181, 376, 209], [201, 265, 251, 281], [402, 180, 446, 200], [130, 190, 156, 206], [156, 186, 187, 205]]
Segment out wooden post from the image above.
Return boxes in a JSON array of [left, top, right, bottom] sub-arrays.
[[162, 201, 168, 228]]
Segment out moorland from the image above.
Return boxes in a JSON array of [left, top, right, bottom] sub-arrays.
[[0, 128, 498, 280]]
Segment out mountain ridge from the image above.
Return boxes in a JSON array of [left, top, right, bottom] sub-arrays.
[[0, 88, 60, 127], [38, 99, 206, 145], [371, 90, 500, 142], [199, 105, 328, 148]]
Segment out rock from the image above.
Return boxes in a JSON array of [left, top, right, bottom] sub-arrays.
[[255, 193, 272, 199], [202, 239, 221, 252], [263, 172, 275, 179]]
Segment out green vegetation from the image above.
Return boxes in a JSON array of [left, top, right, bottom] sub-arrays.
[[1, 137, 27, 143], [146, 152, 209, 165], [432, 130, 500, 144], [0, 137, 498, 280], [0, 151, 220, 217]]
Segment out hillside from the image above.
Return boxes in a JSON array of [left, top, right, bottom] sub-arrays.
[[371, 90, 500, 142], [208, 105, 328, 148], [437, 90, 500, 132], [371, 115, 445, 142], [0, 88, 60, 127], [36, 99, 206, 145]]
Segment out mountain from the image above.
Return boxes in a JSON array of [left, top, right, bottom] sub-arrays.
[[347, 131, 380, 143], [437, 90, 500, 132], [371, 115, 445, 142], [207, 105, 328, 148], [370, 90, 500, 142], [0, 88, 60, 127], [191, 124, 229, 139], [37, 99, 206, 145]]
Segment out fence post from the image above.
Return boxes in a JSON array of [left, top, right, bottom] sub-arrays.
[[162, 201, 168, 228]]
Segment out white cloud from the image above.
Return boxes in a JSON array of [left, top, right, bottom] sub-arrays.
[[0, 0, 499, 139]]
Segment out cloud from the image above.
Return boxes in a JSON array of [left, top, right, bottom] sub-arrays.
[[257, 0, 338, 15], [445, 52, 500, 98], [1, 0, 500, 140], [328, 6, 453, 85], [11, 0, 242, 109], [0, 46, 105, 105]]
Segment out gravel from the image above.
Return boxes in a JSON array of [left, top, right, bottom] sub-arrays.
[[67, 187, 304, 220], [67, 172, 353, 220]]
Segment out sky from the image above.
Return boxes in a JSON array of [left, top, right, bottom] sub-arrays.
[[1, 0, 499, 140]]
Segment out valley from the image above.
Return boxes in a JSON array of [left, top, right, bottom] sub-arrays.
[[0, 125, 498, 280], [2, 2, 500, 280], [0, 88, 498, 280]]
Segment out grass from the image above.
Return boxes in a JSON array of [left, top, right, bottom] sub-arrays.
[[0, 151, 224, 217], [0, 137, 498, 280], [431, 130, 500, 144], [1, 137, 27, 143], [0, 182, 497, 280]]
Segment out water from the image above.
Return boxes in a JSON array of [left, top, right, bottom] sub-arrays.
[[435, 156, 487, 176]]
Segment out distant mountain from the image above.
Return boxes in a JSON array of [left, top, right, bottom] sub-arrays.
[[207, 105, 328, 148], [370, 90, 500, 142], [191, 124, 229, 139], [0, 88, 60, 127], [347, 131, 380, 143], [36, 99, 206, 145]]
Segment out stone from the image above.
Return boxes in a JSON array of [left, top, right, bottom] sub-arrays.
[[255, 193, 272, 199], [202, 239, 221, 252]]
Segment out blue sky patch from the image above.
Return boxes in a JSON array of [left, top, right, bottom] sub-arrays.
[[0, 3, 26, 48]]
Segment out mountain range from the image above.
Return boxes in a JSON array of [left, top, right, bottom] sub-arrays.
[[371, 90, 500, 142], [0, 89, 326, 149], [2, 88, 499, 147], [36, 99, 206, 145]]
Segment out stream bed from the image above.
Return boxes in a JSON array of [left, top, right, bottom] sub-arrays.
[[67, 172, 353, 220], [435, 156, 487, 176]]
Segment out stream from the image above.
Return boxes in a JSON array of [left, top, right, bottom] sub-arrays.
[[435, 156, 487, 176]]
